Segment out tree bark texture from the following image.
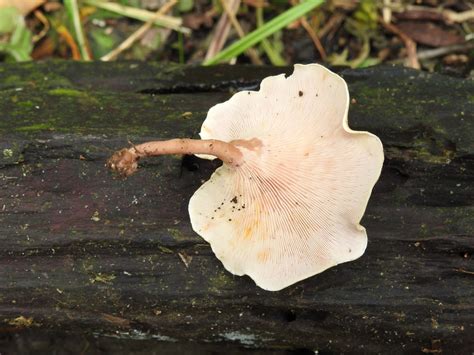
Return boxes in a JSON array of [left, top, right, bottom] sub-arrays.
[[0, 62, 472, 354]]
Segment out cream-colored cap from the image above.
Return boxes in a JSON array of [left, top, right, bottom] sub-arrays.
[[189, 64, 384, 291]]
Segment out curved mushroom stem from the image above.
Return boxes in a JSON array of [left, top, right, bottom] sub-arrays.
[[107, 138, 245, 177]]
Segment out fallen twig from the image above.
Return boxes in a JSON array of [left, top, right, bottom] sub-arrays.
[[300, 16, 326, 61], [84, 0, 189, 34], [317, 12, 344, 39], [455, 268, 474, 275], [101, 0, 177, 61], [380, 19, 420, 69], [32, 10, 50, 43], [382, 0, 392, 23], [56, 24, 81, 60], [417, 42, 474, 60]]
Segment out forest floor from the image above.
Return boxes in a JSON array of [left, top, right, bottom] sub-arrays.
[[0, 0, 473, 76]]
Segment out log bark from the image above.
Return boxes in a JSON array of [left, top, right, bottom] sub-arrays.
[[0, 62, 472, 354]]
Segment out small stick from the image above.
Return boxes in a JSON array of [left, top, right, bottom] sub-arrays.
[[56, 25, 81, 60], [454, 268, 474, 275], [416, 42, 474, 60], [32, 10, 50, 43], [101, 0, 177, 61], [318, 12, 344, 39], [382, 0, 392, 23], [380, 19, 420, 69], [300, 17, 327, 61]]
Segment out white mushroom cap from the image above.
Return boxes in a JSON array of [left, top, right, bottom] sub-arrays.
[[188, 64, 384, 291]]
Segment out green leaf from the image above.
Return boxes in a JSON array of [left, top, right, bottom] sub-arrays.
[[353, 0, 378, 30], [256, 6, 286, 66], [0, 7, 20, 33], [358, 57, 381, 68], [178, 0, 194, 13], [89, 27, 119, 58], [0, 7, 33, 61], [10, 25, 32, 59], [203, 0, 325, 66], [64, 0, 92, 60]]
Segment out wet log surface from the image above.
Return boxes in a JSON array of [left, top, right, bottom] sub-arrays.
[[0, 62, 472, 354]]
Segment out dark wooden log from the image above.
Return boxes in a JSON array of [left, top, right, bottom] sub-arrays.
[[0, 62, 472, 354]]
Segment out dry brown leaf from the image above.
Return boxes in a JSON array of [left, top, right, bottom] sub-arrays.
[[380, 20, 420, 69], [32, 36, 55, 59], [0, 0, 45, 16], [397, 21, 464, 47], [183, 8, 216, 30], [395, 10, 445, 22], [242, 0, 268, 8], [331, 0, 357, 10]]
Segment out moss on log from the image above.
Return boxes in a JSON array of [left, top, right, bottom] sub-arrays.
[[0, 62, 473, 354]]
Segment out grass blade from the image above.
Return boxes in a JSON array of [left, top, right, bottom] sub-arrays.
[[64, 0, 91, 60], [203, 0, 325, 66], [256, 7, 286, 66]]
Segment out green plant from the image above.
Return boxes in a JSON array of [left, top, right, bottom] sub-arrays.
[[64, 0, 91, 60], [203, 0, 325, 66], [0, 7, 33, 61], [256, 6, 286, 66]]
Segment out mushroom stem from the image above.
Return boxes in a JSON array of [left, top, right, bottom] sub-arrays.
[[107, 138, 245, 177], [135, 138, 244, 165]]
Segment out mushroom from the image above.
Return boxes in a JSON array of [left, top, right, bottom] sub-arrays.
[[108, 64, 384, 291]]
